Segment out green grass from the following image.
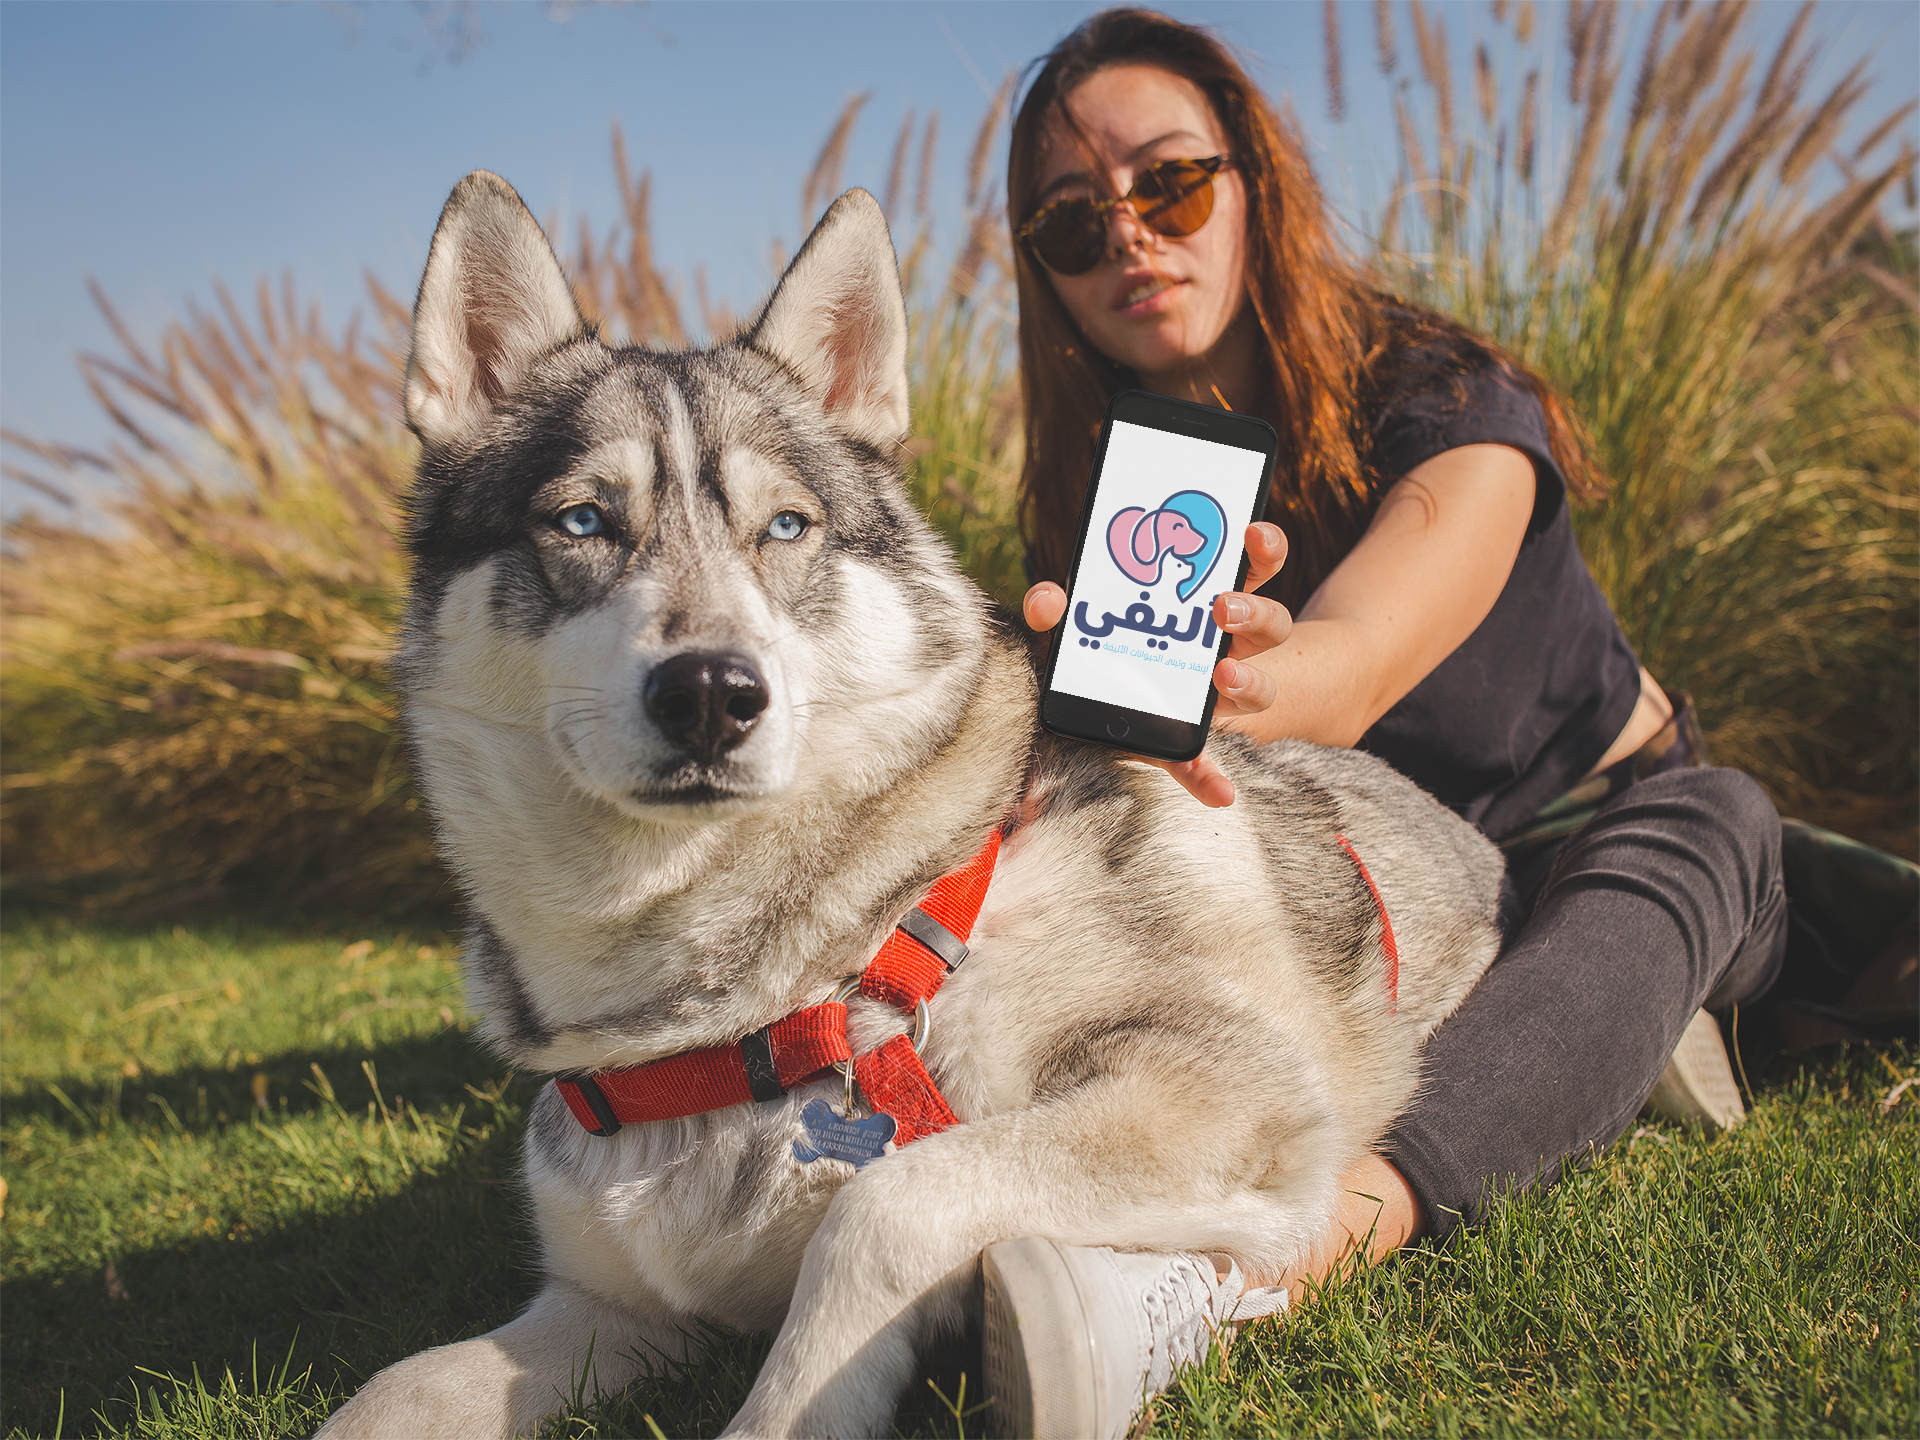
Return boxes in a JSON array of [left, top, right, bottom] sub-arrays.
[[3, 914, 1913, 1438]]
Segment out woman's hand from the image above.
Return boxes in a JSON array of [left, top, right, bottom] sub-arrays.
[[1022, 522, 1291, 807]]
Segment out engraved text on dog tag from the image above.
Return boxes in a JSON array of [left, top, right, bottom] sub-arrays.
[[792, 1098, 897, 1168]]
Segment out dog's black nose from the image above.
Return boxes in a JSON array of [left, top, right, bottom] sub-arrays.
[[644, 652, 770, 758]]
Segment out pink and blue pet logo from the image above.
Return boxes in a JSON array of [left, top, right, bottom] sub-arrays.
[[1105, 490, 1228, 602]]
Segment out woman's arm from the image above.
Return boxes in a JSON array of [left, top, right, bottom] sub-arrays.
[[1024, 443, 1536, 804], [1221, 442, 1536, 748]]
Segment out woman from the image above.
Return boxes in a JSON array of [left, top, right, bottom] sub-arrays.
[[979, 11, 1789, 1435]]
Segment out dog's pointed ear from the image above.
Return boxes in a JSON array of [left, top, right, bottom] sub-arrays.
[[406, 171, 586, 451], [748, 189, 909, 450]]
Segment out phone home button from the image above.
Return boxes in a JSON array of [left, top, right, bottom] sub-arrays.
[[1105, 719, 1130, 740]]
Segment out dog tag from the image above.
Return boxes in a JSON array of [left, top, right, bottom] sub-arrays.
[[792, 1098, 897, 1169]]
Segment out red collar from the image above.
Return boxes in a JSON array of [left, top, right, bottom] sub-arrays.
[[554, 830, 1002, 1147]]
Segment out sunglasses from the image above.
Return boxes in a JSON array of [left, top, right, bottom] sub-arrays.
[[1017, 155, 1232, 277]]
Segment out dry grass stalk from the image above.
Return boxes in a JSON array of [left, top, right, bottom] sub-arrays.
[[1781, 61, 1871, 186], [572, 126, 688, 348], [1519, 68, 1539, 186], [1853, 99, 1918, 165], [1325, 0, 1347, 124], [1394, 84, 1435, 226], [1476, 42, 1496, 128], [882, 110, 916, 225], [1755, 0, 1815, 118], [1374, 0, 1397, 77], [1543, 0, 1618, 274], [1619, 0, 1680, 187], [801, 92, 872, 232], [915, 113, 940, 223], [1567, 0, 1595, 106]]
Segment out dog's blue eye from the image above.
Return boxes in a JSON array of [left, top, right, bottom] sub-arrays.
[[768, 511, 809, 542], [557, 503, 606, 538]]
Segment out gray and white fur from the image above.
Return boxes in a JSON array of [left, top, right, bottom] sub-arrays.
[[315, 171, 1503, 1440]]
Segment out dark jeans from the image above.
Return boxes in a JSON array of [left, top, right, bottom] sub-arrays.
[[1379, 767, 1789, 1237]]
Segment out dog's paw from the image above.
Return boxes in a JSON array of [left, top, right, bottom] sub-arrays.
[[313, 1339, 532, 1440]]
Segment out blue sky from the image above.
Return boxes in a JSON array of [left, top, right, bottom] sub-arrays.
[[3, 0, 1914, 507]]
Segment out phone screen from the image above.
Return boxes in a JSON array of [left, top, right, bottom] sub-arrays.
[[1049, 418, 1270, 725]]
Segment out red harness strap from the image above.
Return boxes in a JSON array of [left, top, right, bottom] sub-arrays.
[[850, 832, 1001, 1144], [554, 831, 1001, 1141], [1335, 833, 1399, 1009]]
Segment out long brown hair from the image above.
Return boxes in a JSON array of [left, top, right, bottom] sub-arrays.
[[1010, 8, 1603, 611]]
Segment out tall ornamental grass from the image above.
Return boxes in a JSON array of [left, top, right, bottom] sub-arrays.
[[1338, 0, 1917, 850]]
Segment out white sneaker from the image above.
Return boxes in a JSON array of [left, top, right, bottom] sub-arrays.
[[980, 1238, 1289, 1439], [1644, 1007, 1746, 1134]]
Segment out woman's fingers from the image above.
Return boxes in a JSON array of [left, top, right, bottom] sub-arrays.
[[1138, 750, 1237, 808], [1242, 522, 1287, 594], [1212, 654, 1277, 717], [1023, 581, 1067, 633], [1207, 522, 1292, 664], [1215, 592, 1293, 661]]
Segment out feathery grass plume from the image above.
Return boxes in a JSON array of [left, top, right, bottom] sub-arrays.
[[800, 91, 872, 232], [953, 84, 1012, 301], [1781, 60, 1872, 186], [1519, 68, 1539, 185], [881, 110, 916, 225], [1377, 170, 1405, 256], [1854, 99, 1918, 166], [1394, 82, 1435, 228], [1374, 0, 1397, 76], [915, 112, 940, 222], [1325, 0, 1347, 124], [1567, 0, 1595, 106], [572, 125, 687, 347], [1686, 17, 1813, 228], [1411, 0, 1458, 238], [1365, 0, 1917, 854], [964, 74, 1014, 213], [1492, 0, 1509, 24], [1475, 42, 1496, 127], [1515, 0, 1534, 45], [1543, 0, 1618, 274], [1756, 0, 1815, 118], [1619, 0, 1679, 188]]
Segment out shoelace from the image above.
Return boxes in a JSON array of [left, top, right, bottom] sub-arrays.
[[1138, 1255, 1288, 1389]]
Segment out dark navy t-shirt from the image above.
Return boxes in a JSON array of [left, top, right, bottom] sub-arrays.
[[1266, 363, 1642, 842]]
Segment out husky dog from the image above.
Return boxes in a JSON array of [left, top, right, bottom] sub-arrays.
[[315, 172, 1502, 1440]]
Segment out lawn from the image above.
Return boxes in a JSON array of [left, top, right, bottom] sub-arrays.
[[1, 912, 1913, 1438]]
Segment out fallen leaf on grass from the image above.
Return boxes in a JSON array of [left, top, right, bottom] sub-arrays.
[[1880, 1077, 1916, 1114]]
